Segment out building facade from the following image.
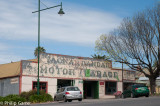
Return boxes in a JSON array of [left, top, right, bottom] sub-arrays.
[[0, 53, 136, 98]]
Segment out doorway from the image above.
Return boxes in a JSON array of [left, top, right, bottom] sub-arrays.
[[83, 81, 99, 99]]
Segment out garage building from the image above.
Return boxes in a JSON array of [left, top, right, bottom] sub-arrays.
[[0, 53, 135, 98]]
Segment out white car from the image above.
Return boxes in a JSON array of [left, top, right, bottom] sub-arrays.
[[54, 86, 82, 102]]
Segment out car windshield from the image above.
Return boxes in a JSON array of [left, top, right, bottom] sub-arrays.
[[67, 87, 80, 91]]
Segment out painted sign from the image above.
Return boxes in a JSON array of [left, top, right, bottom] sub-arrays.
[[123, 70, 135, 81], [100, 82, 104, 85], [85, 69, 90, 77], [22, 53, 121, 81], [10, 78, 18, 84]]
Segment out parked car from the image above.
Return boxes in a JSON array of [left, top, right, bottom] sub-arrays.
[[54, 86, 82, 102], [122, 84, 149, 98]]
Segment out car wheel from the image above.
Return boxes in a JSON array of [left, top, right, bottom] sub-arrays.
[[145, 95, 149, 97], [131, 93, 135, 98], [68, 100, 72, 102], [63, 96, 67, 102], [78, 99, 82, 101]]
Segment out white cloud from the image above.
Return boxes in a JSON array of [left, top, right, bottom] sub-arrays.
[[0, 53, 25, 64], [0, 43, 9, 51], [0, 0, 122, 46], [0, 43, 26, 64]]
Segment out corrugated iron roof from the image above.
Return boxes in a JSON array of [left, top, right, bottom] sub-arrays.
[[0, 59, 37, 79], [0, 61, 21, 78]]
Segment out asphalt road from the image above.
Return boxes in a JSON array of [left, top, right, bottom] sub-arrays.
[[31, 96, 160, 106]]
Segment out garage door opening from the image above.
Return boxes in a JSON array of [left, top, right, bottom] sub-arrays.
[[57, 79, 74, 89], [83, 81, 99, 99], [105, 81, 117, 95]]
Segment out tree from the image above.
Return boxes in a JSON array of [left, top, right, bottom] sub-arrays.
[[95, 4, 160, 94], [34, 46, 46, 57], [91, 54, 110, 60]]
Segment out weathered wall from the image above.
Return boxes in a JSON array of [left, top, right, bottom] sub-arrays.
[[21, 76, 57, 97], [123, 70, 135, 81], [99, 81, 105, 98], [117, 82, 123, 92], [74, 79, 83, 96], [0, 77, 19, 97], [22, 53, 121, 81]]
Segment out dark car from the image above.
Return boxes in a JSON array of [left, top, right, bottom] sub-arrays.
[[122, 84, 149, 98]]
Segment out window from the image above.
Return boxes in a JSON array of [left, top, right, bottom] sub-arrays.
[[32, 82, 47, 93], [57, 88, 61, 93], [61, 88, 65, 92], [105, 82, 117, 95], [67, 87, 80, 91]]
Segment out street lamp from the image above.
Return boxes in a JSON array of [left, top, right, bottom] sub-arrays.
[[32, 0, 65, 95]]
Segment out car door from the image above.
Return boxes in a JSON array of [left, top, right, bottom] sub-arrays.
[[56, 88, 61, 100], [59, 88, 65, 100]]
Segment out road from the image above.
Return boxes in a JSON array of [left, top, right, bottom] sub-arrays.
[[31, 96, 160, 106]]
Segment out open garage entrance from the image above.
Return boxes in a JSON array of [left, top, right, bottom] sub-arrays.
[[57, 79, 74, 89], [83, 81, 99, 99]]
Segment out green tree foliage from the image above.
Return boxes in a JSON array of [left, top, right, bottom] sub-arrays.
[[34, 46, 46, 57], [95, 4, 160, 94], [91, 54, 110, 60]]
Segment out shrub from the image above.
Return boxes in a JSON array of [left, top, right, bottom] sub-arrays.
[[19, 90, 53, 103], [29, 93, 53, 103], [0, 96, 11, 102], [20, 90, 46, 101], [0, 96, 3, 101], [28, 90, 37, 97], [43, 93, 53, 102], [10, 96, 26, 103], [0, 94, 19, 102], [155, 93, 160, 96], [20, 91, 28, 100], [40, 90, 46, 95], [29, 95, 43, 103], [5, 94, 19, 98], [20, 90, 37, 101], [0, 94, 26, 105]]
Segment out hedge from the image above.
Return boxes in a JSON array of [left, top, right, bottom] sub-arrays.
[[0, 90, 53, 104]]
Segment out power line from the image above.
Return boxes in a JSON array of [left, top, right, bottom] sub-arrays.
[[40, 0, 48, 8]]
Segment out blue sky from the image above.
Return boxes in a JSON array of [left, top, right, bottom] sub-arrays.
[[0, 0, 158, 67]]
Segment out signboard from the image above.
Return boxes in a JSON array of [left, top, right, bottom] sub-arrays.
[[22, 53, 122, 81], [10, 78, 18, 84], [100, 81, 104, 85], [85, 69, 90, 77], [123, 71, 135, 81]]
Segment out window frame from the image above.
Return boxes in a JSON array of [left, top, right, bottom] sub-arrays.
[[105, 81, 117, 95], [32, 81, 48, 93]]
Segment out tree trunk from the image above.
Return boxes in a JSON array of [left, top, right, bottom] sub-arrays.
[[149, 77, 156, 95]]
